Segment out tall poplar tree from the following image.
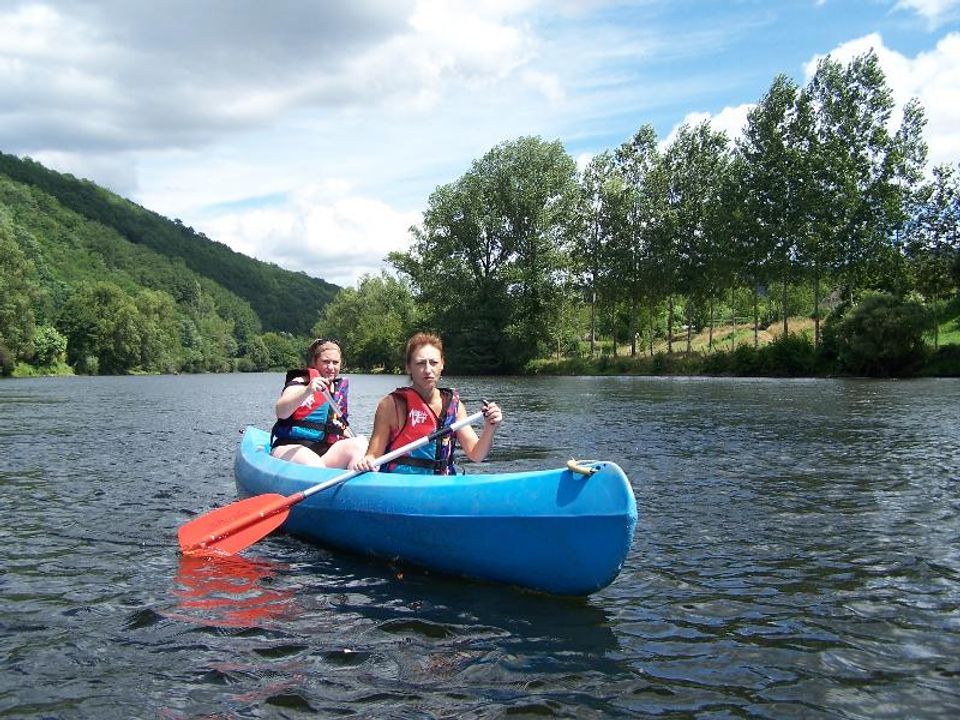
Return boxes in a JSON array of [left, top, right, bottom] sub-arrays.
[[655, 121, 730, 352], [904, 163, 960, 346], [577, 150, 618, 358], [805, 50, 927, 341], [735, 74, 812, 339], [613, 125, 662, 356]]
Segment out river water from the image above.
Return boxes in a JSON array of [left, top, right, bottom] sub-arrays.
[[1, 373, 958, 719]]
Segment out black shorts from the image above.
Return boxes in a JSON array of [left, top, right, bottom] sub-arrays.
[[271, 438, 330, 457]]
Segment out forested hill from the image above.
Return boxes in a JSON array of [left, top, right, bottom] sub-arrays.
[[0, 151, 338, 336]]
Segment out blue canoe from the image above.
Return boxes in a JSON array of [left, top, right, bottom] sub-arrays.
[[234, 426, 638, 596]]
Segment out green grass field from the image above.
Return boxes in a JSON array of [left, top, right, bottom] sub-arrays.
[[933, 315, 960, 346], [593, 311, 960, 359]]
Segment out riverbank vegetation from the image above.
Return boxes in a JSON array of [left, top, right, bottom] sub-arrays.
[[2, 49, 958, 379], [321, 51, 959, 378], [527, 300, 960, 378]]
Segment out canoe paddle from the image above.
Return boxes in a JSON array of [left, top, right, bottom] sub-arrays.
[[319, 382, 356, 438], [177, 410, 485, 557]]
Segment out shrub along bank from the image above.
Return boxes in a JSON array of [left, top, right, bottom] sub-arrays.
[[526, 294, 960, 378]]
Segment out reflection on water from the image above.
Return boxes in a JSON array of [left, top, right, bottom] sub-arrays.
[[167, 555, 300, 628], [1, 374, 959, 718]]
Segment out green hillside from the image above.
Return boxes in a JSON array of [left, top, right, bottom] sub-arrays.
[[0, 152, 340, 375], [0, 151, 338, 336]]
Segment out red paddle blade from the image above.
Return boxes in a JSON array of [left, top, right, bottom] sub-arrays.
[[178, 493, 294, 557]]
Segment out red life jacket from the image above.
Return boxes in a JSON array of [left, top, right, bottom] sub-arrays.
[[271, 369, 349, 448], [382, 386, 459, 475]]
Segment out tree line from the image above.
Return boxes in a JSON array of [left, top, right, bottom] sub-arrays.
[[317, 49, 959, 377], [3, 49, 958, 378]]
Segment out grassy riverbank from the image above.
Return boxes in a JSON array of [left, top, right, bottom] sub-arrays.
[[527, 313, 960, 378], [9, 362, 75, 378]]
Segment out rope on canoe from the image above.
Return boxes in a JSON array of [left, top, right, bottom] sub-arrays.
[[566, 458, 599, 477]]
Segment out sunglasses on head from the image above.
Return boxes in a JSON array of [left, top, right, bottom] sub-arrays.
[[308, 337, 341, 356]]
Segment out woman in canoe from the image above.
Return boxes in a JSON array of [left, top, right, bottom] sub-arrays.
[[270, 338, 368, 468], [354, 332, 502, 474]]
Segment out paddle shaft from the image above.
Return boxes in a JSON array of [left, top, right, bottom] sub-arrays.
[[320, 383, 356, 438], [302, 410, 484, 498], [181, 410, 485, 553]]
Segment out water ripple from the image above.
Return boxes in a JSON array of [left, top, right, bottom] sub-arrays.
[[1, 375, 959, 718]]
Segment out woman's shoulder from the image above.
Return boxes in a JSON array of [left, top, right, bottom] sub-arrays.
[[377, 392, 400, 409], [376, 391, 405, 426]]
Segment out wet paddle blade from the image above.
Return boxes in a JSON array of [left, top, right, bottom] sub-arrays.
[[178, 493, 292, 557]]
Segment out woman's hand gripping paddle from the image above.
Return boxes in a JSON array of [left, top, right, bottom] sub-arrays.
[[319, 382, 356, 438], [177, 410, 485, 557]]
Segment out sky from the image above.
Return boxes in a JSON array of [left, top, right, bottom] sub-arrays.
[[2, 0, 959, 288]]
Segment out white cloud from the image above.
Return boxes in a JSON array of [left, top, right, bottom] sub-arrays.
[[202, 186, 421, 288], [662, 103, 753, 148], [29, 149, 139, 195], [894, 0, 960, 27]]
